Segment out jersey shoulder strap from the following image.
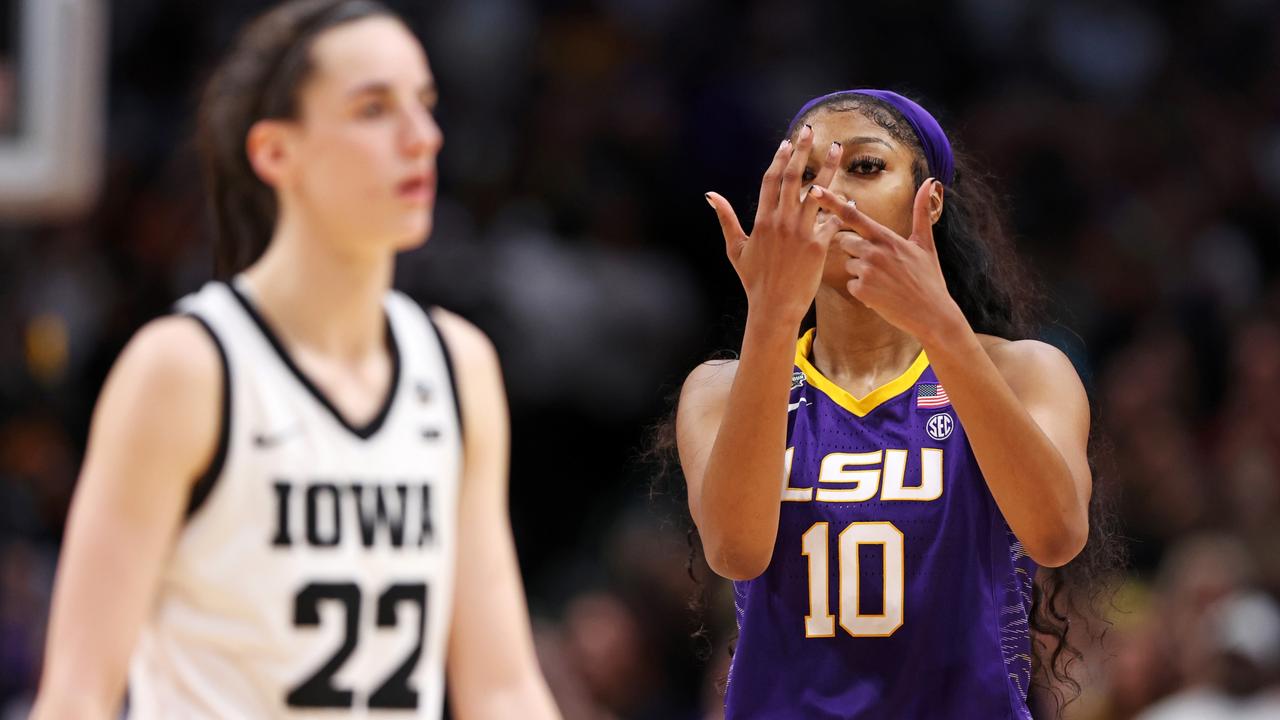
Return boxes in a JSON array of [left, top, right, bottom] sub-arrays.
[[385, 291, 464, 442]]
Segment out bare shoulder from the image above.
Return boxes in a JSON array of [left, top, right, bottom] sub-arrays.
[[974, 334, 1082, 396], [116, 315, 222, 397], [678, 358, 740, 414], [675, 360, 739, 473], [682, 358, 739, 394], [429, 307, 498, 370], [426, 308, 505, 447], [89, 314, 223, 480]]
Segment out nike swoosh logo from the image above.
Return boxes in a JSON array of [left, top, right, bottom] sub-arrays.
[[254, 427, 300, 448], [415, 381, 433, 404], [788, 398, 810, 412]]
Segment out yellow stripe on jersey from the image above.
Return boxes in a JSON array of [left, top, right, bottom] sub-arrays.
[[794, 328, 930, 418]]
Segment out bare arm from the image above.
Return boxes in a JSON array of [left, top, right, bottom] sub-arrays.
[[925, 333, 1091, 567], [676, 313, 802, 580], [30, 317, 222, 719], [677, 127, 844, 581], [434, 310, 559, 720], [811, 181, 1091, 567]]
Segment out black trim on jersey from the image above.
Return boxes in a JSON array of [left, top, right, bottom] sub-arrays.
[[227, 282, 402, 441], [183, 313, 231, 520], [424, 308, 464, 444]]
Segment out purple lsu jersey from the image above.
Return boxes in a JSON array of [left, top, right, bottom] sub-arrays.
[[724, 329, 1037, 719]]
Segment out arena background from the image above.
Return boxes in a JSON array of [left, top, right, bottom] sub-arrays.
[[2, 0, 1280, 718]]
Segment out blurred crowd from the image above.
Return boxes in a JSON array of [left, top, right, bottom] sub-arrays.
[[2, 0, 1280, 718], [0, 0, 14, 137]]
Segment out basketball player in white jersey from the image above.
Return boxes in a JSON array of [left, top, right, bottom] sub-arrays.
[[30, 1, 560, 717]]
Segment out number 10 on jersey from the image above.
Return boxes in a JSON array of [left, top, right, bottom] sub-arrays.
[[801, 521, 904, 637]]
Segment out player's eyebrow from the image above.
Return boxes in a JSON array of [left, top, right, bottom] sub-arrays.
[[346, 79, 437, 98], [348, 80, 388, 97], [841, 136, 894, 150]]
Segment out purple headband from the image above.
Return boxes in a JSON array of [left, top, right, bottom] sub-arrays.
[[790, 89, 954, 186]]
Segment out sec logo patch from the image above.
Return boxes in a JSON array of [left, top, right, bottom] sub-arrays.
[[926, 413, 954, 441]]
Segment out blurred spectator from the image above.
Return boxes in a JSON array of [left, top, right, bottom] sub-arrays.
[[0, 540, 53, 720], [1135, 591, 1280, 720]]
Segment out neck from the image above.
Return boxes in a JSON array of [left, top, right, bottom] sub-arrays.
[[241, 211, 393, 361], [809, 285, 923, 391]]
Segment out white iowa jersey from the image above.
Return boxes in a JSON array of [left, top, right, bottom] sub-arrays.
[[128, 278, 462, 718]]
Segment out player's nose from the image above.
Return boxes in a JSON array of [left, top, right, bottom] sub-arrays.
[[401, 107, 443, 158]]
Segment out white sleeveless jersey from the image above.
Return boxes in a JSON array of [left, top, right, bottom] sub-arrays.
[[128, 279, 462, 719]]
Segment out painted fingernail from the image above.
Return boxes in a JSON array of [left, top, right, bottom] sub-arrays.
[[811, 186, 825, 198], [780, 138, 791, 150], [799, 124, 812, 141], [829, 141, 842, 156], [847, 199, 857, 211], [704, 192, 715, 207]]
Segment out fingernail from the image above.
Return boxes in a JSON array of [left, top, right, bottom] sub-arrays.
[[811, 186, 824, 198], [847, 199, 857, 211], [780, 138, 791, 150], [704, 192, 714, 207], [830, 141, 841, 156], [801, 124, 813, 140]]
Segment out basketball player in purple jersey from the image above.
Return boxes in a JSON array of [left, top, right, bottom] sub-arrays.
[[677, 90, 1095, 718]]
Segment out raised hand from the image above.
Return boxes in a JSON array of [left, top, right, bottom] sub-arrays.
[[705, 125, 843, 326], [809, 179, 966, 343]]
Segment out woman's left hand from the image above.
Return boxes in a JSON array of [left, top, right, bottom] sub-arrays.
[[810, 179, 966, 345]]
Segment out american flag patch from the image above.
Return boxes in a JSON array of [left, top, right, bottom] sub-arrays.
[[917, 383, 950, 409]]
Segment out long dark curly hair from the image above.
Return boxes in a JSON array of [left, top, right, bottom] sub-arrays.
[[648, 91, 1124, 713]]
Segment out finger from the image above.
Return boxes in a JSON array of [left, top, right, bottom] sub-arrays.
[[809, 186, 902, 245], [778, 123, 815, 216], [844, 274, 875, 308], [813, 212, 843, 248], [801, 141, 843, 229], [844, 256, 866, 280], [846, 272, 881, 305], [846, 277, 868, 302], [837, 232, 874, 259], [757, 138, 794, 218], [706, 191, 747, 259], [911, 178, 938, 253], [844, 254, 879, 285]]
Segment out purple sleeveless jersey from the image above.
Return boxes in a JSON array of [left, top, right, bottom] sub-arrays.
[[724, 329, 1036, 719]]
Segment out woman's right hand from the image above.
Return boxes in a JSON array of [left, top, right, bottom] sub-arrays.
[[706, 124, 843, 325]]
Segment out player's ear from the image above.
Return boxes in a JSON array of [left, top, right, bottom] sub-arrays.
[[928, 181, 944, 225], [246, 119, 294, 189]]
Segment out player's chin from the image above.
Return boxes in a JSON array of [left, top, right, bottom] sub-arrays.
[[818, 264, 863, 300], [818, 266, 849, 295], [394, 227, 431, 251], [391, 213, 433, 250]]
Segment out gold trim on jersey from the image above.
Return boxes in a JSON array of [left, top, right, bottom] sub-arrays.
[[794, 329, 930, 417]]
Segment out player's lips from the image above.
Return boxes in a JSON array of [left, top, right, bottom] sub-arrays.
[[396, 172, 435, 205]]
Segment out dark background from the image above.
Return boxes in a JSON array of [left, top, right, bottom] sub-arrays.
[[2, 1, 1280, 718], [0, 0, 18, 137]]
